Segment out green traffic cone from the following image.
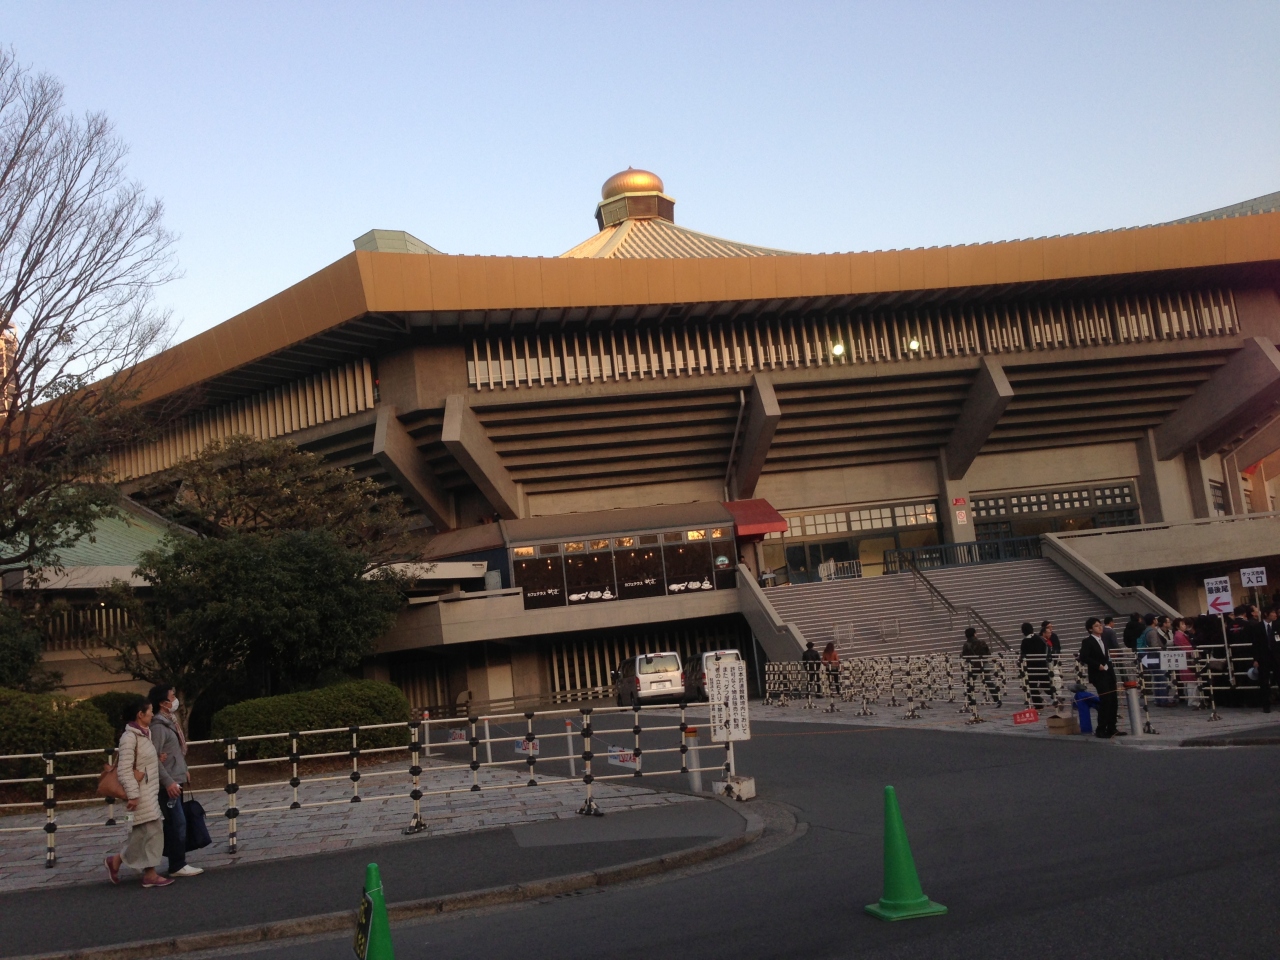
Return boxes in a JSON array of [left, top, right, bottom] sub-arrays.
[[354, 863, 394, 960], [865, 786, 947, 921]]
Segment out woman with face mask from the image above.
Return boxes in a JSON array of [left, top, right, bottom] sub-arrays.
[[147, 685, 204, 878]]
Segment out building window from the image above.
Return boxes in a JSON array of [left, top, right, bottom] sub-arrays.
[[1210, 481, 1226, 516], [975, 521, 1013, 541]]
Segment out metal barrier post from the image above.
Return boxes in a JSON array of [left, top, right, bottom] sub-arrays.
[[349, 725, 362, 802], [468, 716, 480, 792], [684, 726, 702, 793], [632, 704, 643, 778], [104, 747, 117, 826], [903, 657, 920, 719], [484, 718, 493, 766], [43, 752, 56, 868], [406, 715, 425, 834], [224, 738, 239, 855], [422, 708, 431, 757], [725, 739, 736, 778], [523, 712, 538, 786], [577, 706, 601, 816], [565, 718, 576, 777], [1195, 652, 1221, 721], [289, 732, 300, 810]]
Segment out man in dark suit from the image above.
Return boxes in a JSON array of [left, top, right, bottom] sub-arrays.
[[1101, 616, 1118, 651], [1246, 605, 1276, 713], [1079, 617, 1119, 738]]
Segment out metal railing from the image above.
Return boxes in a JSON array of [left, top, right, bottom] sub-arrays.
[[817, 559, 863, 581], [763, 647, 1228, 730], [895, 553, 1011, 652], [0, 704, 742, 867], [883, 536, 1042, 574]]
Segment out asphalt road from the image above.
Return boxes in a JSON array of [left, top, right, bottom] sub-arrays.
[[222, 719, 1280, 960]]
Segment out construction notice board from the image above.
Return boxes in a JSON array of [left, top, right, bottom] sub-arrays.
[[706, 658, 751, 742]]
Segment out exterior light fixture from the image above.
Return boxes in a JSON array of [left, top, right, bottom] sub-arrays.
[[831, 343, 845, 357], [908, 338, 921, 352]]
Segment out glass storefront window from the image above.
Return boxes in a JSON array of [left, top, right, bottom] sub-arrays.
[[564, 541, 586, 553], [712, 538, 737, 589], [613, 544, 666, 600], [663, 539, 714, 594], [564, 551, 617, 603], [512, 546, 535, 558], [514, 555, 566, 609], [687, 529, 707, 540]]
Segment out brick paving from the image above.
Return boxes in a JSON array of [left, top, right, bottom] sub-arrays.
[[0, 752, 698, 893]]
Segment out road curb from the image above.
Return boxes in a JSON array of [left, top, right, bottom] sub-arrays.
[[15, 802, 762, 960], [1178, 735, 1280, 747]]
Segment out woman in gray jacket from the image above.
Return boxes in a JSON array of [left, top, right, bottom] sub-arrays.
[[104, 697, 173, 888], [149, 684, 202, 877]]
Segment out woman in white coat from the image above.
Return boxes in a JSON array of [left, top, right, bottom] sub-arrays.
[[104, 696, 173, 888]]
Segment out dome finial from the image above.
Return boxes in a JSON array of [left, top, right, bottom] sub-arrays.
[[595, 168, 674, 229]]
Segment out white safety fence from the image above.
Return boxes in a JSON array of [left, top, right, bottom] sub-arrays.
[[0, 703, 745, 868], [764, 649, 1224, 731]]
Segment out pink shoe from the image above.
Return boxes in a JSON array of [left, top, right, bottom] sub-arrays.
[[142, 875, 174, 888], [105, 856, 120, 885]]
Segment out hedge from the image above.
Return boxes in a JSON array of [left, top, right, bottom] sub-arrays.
[[210, 681, 411, 761], [85, 691, 144, 741], [0, 688, 116, 781]]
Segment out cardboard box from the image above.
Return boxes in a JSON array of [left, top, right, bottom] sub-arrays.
[[1046, 713, 1080, 735]]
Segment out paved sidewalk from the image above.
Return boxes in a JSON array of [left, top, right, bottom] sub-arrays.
[[0, 798, 747, 959], [0, 752, 699, 894], [663, 698, 1272, 748]]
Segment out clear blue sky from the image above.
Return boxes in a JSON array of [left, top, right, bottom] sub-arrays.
[[3, 2, 1278, 342]]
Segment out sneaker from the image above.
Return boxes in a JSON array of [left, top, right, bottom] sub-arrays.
[[142, 875, 175, 888], [170, 865, 204, 877], [104, 856, 120, 885]]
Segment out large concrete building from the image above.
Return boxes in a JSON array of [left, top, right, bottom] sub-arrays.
[[46, 171, 1280, 709]]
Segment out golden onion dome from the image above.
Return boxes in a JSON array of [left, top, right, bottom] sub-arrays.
[[601, 168, 664, 200]]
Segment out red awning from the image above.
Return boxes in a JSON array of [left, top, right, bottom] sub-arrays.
[[721, 499, 788, 541]]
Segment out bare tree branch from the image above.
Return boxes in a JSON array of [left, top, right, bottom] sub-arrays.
[[0, 47, 177, 568]]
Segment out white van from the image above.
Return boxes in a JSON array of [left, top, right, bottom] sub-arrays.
[[684, 649, 741, 702], [614, 652, 684, 707]]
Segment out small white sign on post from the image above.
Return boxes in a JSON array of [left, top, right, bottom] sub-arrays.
[[1241, 567, 1268, 589], [606, 746, 638, 768], [1159, 650, 1188, 671], [706, 657, 751, 743], [513, 738, 539, 756], [1204, 576, 1233, 615]]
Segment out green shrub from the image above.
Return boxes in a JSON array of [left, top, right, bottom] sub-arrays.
[[0, 688, 115, 781], [85, 691, 143, 740], [210, 681, 410, 761]]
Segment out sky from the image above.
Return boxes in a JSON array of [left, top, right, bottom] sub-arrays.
[[2, 2, 1278, 343]]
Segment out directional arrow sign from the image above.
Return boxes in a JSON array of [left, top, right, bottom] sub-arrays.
[[1204, 576, 1232, 615]]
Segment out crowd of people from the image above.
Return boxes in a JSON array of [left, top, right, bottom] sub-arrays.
[[958, 604, 1280, 740], [104, 685, 205, 889]]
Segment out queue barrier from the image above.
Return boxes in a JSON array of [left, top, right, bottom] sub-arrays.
[[764, 647, 1226, 731], [0, 703, 741, 867]]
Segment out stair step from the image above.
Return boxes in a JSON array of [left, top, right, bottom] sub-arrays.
[[763, 559, 1122, 659]]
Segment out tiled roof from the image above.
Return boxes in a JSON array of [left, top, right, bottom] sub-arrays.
[[1167, 189, 1280, 224], [51, 503, 178, 567], [561, 217, 796, 259]]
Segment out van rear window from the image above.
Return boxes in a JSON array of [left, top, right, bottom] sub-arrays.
[[638, 654, 680, 674]]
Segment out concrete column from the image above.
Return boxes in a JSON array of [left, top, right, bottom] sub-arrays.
[[936, 450, 975, 543], [1222, 452, 1249, 515], [1135, 428, 1195, 523], [1182, 450, 1213, 518]]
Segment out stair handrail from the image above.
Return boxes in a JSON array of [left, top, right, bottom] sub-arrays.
[[900, 554, 1011, 652]]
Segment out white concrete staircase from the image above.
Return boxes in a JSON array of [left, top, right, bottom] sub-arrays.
[[762, 559, 1125, 659]]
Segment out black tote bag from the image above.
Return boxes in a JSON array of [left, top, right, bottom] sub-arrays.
[[183, 797, 213, 851]]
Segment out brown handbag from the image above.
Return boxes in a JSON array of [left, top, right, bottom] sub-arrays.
[[96, 762, 128, 801]]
